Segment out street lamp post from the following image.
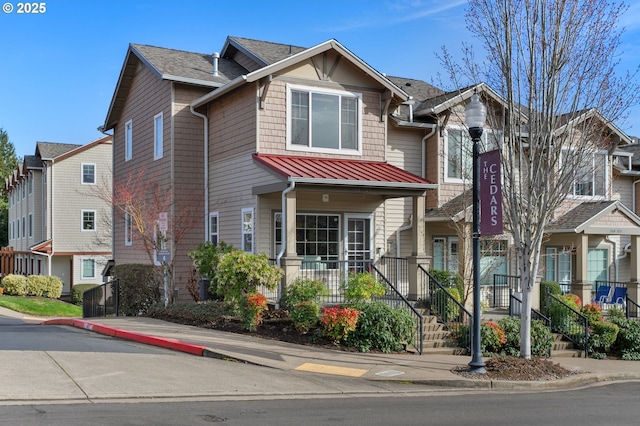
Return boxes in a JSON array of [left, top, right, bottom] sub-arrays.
[[465, 90, 487, 374]]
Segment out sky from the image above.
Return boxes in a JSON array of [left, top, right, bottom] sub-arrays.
[[1, 0, 639, 157]]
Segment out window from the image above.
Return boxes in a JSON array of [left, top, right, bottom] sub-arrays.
[[82, 210, 96, 231], [154, 112, 163, 160], [15, 219, 19, 239], [124, 119, 133, 161], [587, 248, 608, 289], [545, 247, 572, 292], [287, 85, 361, 153], [274, 213, 340, 262], [22, 216, 25, 238], [22, 182, 25, 199], [28, 176, 32, 195], [28, 213, 32, 238], [209, 212, 219, 245], [82, 163, 96, 184], [431, 237, 459, 274], [82, 259, 96, 279], [445, 127, 501, 181], [570, 151, 607, 197], [125, 211, 133, 246], [241, 208, 254, 253], [480, 240, 508, 286]]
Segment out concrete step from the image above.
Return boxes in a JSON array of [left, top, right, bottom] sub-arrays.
[[551, 349, 586, 358], [421, 346, 467, 356], [422, 338, 460, 349], [423, 330, 451, 340]]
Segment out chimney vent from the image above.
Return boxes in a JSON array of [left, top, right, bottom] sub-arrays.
[[212, 52, 220, 76]]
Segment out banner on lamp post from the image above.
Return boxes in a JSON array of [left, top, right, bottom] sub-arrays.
[[480, 149, 503, 235]]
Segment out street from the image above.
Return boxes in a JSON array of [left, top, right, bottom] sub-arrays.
[[1, 383, 639, 425]]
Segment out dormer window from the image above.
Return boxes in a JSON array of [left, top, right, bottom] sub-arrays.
[[287, 84, 361, 154], [561, 148, 607, 198]]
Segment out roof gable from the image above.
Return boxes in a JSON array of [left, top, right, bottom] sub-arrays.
[[547, 200, 640, 234], [222, 36, 307, 70]]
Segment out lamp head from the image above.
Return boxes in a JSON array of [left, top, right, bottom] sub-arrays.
[[465, 91, 487, 130]]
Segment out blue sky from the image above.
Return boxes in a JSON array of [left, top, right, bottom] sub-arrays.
[[1, 0, 639, 157]]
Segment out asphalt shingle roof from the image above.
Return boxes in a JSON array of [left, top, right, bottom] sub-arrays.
[[546, 201, 616, 231], [226, 36, 307, 66], [35, 142, 82, 160], [386, 76, 444, 102]]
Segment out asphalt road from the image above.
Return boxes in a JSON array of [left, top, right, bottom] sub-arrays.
[[1, 382, 640, 425]]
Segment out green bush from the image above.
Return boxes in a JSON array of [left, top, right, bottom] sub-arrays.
[[480, 322, 507, 354], [342, 272, 386, 303], [112, 264, 162, 316], [289, 301, 320, 333], [188, 241, 234, 296], [1, 274, 27, 296], [72, 284, 99, 305], [581, 303, 604, 325], [429, 269, 463, 290], [540, 281, 562, 313], [487, 317, 553, 357], [346, 301, 415, 353], [214, 251, 283, 308], [590, 321, 619, 354], [280, 277, 329, 309], [548, 294, 581, 335], [609, 318, 640, 359]]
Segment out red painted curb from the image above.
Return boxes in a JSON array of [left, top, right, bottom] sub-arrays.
[[42, 319, 206, 356]]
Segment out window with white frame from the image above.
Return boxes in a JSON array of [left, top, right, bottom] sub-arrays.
[[125, 119, 133, 161], [154, 112, 163, 160], [241, 208, 254, 253], [28, 213, 32, 238], [22, 216, 25, 238], [209, 212, 219, 245], [445, 127, 501, 181], [287, 84, 361, 153], [28, 175, 32, 194], [82, 163, 96, 184], [274, 213, 340, 262], [545, 247, 572, 292], [82, 258, 96, 279], [125, 211, 133, 246], [562, 149, 607, 197], [82, 210, 96, 231], [432, 237, 459, 274], [15, 219, 19, 239]]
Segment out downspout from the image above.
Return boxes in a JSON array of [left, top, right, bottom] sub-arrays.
[[47, 159, 54, 276], [421, 125, 437, 179], [190, 106, 209, 240]]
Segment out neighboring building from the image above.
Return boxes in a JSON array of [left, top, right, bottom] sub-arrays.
[[102, 36, 640, 309], [4, 136, 113, 295]]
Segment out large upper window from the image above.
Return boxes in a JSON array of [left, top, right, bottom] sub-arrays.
[[287, 85, 361, 153], [154, 112, 163, 160], [445, 127, 501, 181], [82, 163, 96, 184], [570, 150, 607, 197], [82, 210, 96, 231]]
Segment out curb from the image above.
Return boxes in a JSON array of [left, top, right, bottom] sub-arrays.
[[42, 319, 207, 356]]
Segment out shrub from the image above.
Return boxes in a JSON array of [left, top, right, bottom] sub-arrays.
[[1, 274, 27, 296], [26, 275, 48, 297], [611, 318, 640, 359], [590, 321, 619, 354], [112, 264, 162, 316], [581, 303, 604, 325], [42, 276, 63, 299], [480, 321, 507, 354], [548, 293, 582, 335], [342, 272, 386, 303], [540, 281, 562, 313], [188, 241, 234, 297], [214, 251, 283, 308], [289, 301, 320, 333], [429, 269, 463, 290], [240, 292, 268, 331], [346, 301, 415, 353], [280, 277, 329, 309], [487, 317, 553, 357], [71, 284, 99, 305], [319, 306, 361, 343]]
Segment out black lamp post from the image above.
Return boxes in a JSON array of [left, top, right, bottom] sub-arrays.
[[465, 90, 487, 374]]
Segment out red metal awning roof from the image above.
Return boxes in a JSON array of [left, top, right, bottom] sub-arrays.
[[253, 154, 435, 190]]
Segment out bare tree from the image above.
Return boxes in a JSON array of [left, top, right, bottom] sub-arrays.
[[440, 0, 638, 358]]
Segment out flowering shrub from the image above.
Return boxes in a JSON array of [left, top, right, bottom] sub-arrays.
[[319, 306, 361, 342], [563, 293, 582, 309], [1, 274, 28, 296], [481, 321, 507, 354], [240, 292, 268, 331], [280, 278, 329, 309], [581, 303, 604, 325]]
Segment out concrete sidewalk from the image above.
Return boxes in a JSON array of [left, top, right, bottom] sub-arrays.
[[41, 314, 640, 391]]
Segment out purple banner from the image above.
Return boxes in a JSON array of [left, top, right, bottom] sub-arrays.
[[480, 149, 503, 235]]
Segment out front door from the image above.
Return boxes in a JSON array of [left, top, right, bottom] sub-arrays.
[[345, 215, 372, 273]]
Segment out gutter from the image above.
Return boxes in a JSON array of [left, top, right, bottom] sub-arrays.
[[189, 106, 210, 240]]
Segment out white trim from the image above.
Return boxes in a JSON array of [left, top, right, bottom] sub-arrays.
[[343, 213, 374, 261], [81, 163, 96, 185], [241, 207, 254, 253], [286, 83, 362, 156], [209, 211, 219, 245], [154, 112, 163, 160], [81, 210, 96, 232], [124, 119, 133, 162]]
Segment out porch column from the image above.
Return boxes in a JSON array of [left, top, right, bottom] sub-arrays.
[[571, 233, 591, 304], [626, 235, 640, 304], [408, 193, 429, 300], [281, 189, 301, 287]]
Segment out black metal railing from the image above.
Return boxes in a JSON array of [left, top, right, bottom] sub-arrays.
[[378, 256, 409, 296], [419, 265, 472, 351], [297, 259, 374, 304], [370, 265, 424, 354], [544, 289, 589, 358], [492, 274, 521, 308], [83, 279, 119, 318], [627, 296, 640, 321]]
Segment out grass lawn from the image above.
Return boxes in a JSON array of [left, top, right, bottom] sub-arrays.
[[0, 295, 82, 317]]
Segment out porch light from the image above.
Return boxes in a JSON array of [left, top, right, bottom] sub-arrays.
[[465, 89, 487, 374]]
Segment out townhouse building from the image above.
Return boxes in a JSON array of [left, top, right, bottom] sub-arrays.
[[5, 136, 113, 295]]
